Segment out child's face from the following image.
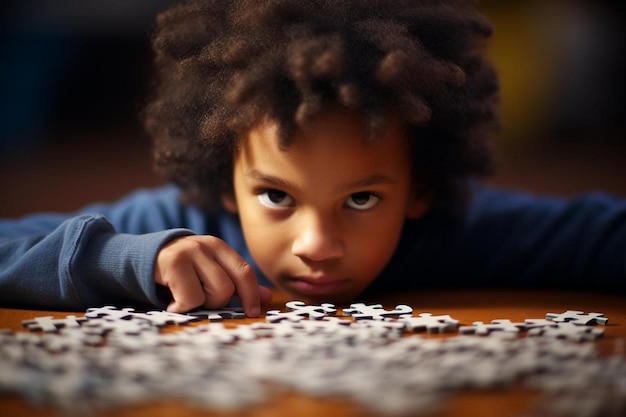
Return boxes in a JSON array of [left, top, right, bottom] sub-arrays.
[[229, 107, 428, 303]]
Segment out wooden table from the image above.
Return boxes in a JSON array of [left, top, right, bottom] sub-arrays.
[[1, 289, 624, 417]]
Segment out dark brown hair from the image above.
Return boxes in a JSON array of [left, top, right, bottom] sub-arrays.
[[144, 0, 499, 211]]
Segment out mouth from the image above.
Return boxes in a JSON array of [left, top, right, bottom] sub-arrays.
[[285, 276, 349, 296]]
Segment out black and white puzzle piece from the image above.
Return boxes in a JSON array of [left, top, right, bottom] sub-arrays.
[[188, 308, 246, 321], [85, 306, 136, 321], [136, 310, 201, 326], [22, 315, 88, 333], [459, 310, 609, 337], [459, 319, 526, 336], [39, 327, 105, 352], [528, 321, 605, 342], [2, 304, 621, 417], [400, 313, 460, 333], [342, 302, 413, 320], [85, 306, 200, 327], [266, 301, 337, 322], [252, 317, 354, 338], [85, 317, 156, 336], [545, 310, 609, 326]]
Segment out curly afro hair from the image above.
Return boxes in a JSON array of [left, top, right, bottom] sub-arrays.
[[143, 0, 500, 212]]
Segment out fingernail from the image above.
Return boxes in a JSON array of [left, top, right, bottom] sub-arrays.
[[248, 306, 260, 318]]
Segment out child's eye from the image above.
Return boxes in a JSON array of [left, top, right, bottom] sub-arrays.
[[345, 192, 380, 210], [258, 189, 294, 208]]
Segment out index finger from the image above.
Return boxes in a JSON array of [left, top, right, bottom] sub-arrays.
[[229, 261, 262, 317], [210, 242, 262, 317]]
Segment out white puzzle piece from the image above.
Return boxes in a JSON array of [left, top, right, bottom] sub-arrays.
[[545, 310, 608, 325], [342, 303, 413, 320]]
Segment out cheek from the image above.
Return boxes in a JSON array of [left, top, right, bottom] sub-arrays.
[[347, 213, 405, 272], [238, 207, 285, 272], [353, 226, 401, 270]]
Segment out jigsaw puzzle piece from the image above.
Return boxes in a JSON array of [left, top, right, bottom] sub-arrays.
[[459, 319, 525, 336], [266, 301, 337, 322], [528, 322, 605, 341], [188, 308, 246, 321], [342, 303, 413, 320], [193, 322, 257, 343], [84, 318, 154, 336], [85, 306, 137, 321], [545, 310, 608, 325], [285, 301, 337, 319], [22, 315, 88, 333], [134, 311, 200, 326], [523, 318, 559, 329], [41, 328, 104, 352], [400, 313, 459, 333]]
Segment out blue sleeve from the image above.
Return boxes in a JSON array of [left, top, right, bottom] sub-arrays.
[[373, 185, 626, 293], [462, 186, 626, 290], [0, 185, 209, 310]]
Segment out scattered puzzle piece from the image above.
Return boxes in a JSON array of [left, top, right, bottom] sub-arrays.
[[528, 322, 605, 342], [254, 317, 354, 338], [265, 310, 309, 323], [523, 318, 559, 329], [22, 316, 88, 333], [135, 310, 200, 326], [285, 301, 337, 318], [194, 323, 257, 343], [545, 310, 608, 325], [85, 306, 136, 321], [41, 328, 104, 352], [349, 319, 406, 339], [459, 319, 525, 336], [106, 329, 162, 352], [266, 301, 337, 322], [400, 313, 460, 333], [342, 303, 413, 320], [84, 318, 154, 336], [188, 308, 246, 321]]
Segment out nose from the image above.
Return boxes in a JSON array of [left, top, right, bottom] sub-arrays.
[[291, 212, 345, 262]]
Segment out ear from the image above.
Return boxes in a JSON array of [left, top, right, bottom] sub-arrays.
[[405, 193, 431, 219], [221, 194, 238, 214]]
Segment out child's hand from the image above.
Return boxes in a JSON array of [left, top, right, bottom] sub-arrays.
[[154, 235, 272, 317]]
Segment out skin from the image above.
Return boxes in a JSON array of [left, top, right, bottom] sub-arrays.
[[154, 106, 429, 314], [155, 235, 272, 315]]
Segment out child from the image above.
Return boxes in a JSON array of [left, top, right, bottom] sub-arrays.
[[1, 0, 624, 316]]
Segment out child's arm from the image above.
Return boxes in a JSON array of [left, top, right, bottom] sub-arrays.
[[0, 186, 269, 314], [377, 184, 626, 293], [0, 213, 192, 310], [461, 185, 626, 291]]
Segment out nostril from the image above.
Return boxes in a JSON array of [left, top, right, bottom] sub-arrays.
[[291, 230, 344, 262]]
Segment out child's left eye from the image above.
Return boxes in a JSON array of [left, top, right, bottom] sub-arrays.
[[345, 192, 380, 210]]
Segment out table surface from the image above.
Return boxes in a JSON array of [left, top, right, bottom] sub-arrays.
[[1, 289, 624, 417]]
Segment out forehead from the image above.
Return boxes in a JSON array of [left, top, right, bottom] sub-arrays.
[[235, 107, 412, 186]]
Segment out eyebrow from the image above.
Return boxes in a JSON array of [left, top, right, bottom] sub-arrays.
[[335, 174, 396, 192], [245, 170, 396, 192], [245, 171, 295, 189]]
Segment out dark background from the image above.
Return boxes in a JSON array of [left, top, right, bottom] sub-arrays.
[[1, 0, 624, 218]]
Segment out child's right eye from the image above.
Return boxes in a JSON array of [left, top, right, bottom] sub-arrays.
[[258, 189, 294, 208]]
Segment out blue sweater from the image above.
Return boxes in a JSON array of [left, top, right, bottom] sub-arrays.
[[1, 184, 624, 310]]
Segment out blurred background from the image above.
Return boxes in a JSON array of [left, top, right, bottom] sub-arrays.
[[0, 0, 624, 218]]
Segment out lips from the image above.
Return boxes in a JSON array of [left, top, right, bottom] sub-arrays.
[[285, 276, 349, 296]]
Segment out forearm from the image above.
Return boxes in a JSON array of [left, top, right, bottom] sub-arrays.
[[0, 214, 194, 310]]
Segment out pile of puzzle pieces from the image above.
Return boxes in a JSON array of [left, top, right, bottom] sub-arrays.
[[1, 302, 624, 416]]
